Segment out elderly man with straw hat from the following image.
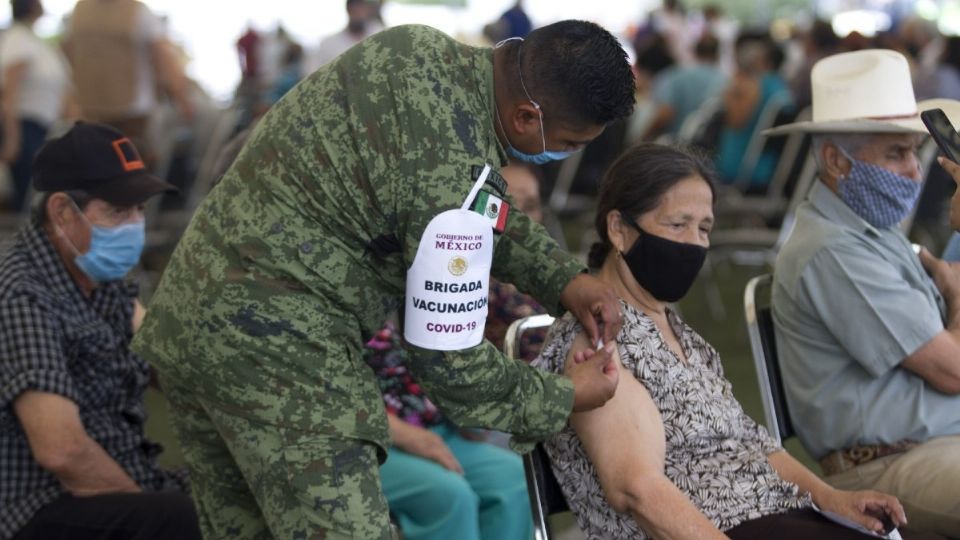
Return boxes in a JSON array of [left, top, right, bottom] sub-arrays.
[[770, 48, 960, 538]]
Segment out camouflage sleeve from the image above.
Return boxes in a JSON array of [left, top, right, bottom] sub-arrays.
[[406, 339, 574, 452], [491, 205, 585, 316]]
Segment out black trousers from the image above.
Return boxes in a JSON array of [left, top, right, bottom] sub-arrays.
[[727, 509, 946, 540], [13, 492, 201, 540]]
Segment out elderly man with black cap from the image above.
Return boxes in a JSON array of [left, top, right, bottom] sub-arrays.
[[0, 122, 200, 540], [769, 49, 960, 538]]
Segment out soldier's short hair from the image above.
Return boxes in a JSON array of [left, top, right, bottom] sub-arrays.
[[522, 20, 635, 127]]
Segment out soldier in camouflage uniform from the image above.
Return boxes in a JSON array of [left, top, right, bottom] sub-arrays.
[[134, 22, 636, 539]]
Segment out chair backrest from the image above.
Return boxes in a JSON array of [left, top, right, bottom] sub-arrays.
[[900, 137, 940, 234], [546, 151, 585, 217], [676, 96, 723, 146], [743, 273, 795, 446], [771, 152, 819, 253], [733, 91, 794, 189], [503, 314, 567, 540], [761, 106, 812, 203]]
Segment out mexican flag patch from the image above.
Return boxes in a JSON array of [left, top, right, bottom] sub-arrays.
[[471, 190, 510, 233]]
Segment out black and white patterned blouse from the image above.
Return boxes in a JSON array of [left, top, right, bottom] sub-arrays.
[[532, 301, 811, 539], [0, 223, 189, 539]]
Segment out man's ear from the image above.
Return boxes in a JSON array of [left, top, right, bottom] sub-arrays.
[[508, 100, 542, 137], [46, 193, 76, 229], [821, 141, 852, 185]]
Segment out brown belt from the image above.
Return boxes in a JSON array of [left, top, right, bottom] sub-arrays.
[[819, 439, 919, 476]]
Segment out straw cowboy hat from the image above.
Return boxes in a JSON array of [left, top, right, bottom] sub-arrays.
[[765, 48, 960, 135]]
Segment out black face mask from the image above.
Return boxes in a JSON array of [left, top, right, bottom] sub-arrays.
[[620, 213, 707, 303]]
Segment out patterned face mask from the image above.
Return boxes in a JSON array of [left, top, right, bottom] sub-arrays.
[[836, 148, 922, 229]]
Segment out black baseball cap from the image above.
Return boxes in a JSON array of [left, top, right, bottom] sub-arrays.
[[32, 122, 178, 207]]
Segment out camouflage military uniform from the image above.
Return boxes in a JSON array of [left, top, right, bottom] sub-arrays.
[[134, 25, 583, 539]]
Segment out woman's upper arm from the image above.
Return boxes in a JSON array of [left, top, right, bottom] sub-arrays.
[[568, 332, 666, 492]]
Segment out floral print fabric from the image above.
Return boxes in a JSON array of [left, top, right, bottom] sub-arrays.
[[532, 301, 811, 539], [364, 323, 444, 428]]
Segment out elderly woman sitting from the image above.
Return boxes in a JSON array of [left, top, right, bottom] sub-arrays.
[[532, 143, 943, 540]]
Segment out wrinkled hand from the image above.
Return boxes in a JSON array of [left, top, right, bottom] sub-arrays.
[[919, 247, 960, 299], [559, 273, 622, 347], [816, 488, 906, 535], [566, 342, 619, 412], [398, 425, 463, 474]]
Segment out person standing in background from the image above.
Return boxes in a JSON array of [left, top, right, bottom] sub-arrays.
[[307, 0, 383, 72], [0, 0, 72, 212], [483, 1, 533, 44], [787, 19, 839, 111], [63, 0, 193, 165]]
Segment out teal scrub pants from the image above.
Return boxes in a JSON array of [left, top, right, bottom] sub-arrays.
[[379, 424, 533, 540]]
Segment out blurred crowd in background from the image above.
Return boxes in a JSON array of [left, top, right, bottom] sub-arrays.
[[1, 0, 959, 282]]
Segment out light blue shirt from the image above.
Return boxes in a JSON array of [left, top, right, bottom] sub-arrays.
[[942, 231, 960, 262], [772, 180, 960, 458], [652, 63, 727, 135]]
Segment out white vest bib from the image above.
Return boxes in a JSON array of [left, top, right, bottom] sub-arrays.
[[404, 166, 495, 351]]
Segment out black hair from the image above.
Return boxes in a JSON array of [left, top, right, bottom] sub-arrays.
[[944, 36, 960, 71], [521, 20, 635, 127], [283, 42, 304, 66], [769, 41, 786, 71], [735, 31, 785, 72], [664, 0, 684, 13], [635, 33, 674, 77], [703, 4, 722, 19], [10, 0, 37, 20], [588, 143, 717, 269], [32, 190, 94, 226], [808, 19, 839, 52], [695, 33, 720, 62]]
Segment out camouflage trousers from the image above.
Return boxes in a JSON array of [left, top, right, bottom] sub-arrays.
[[162, 377, 394, 540]]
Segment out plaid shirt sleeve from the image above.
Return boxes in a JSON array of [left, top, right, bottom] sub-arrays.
[[0, 292, 81, 409]]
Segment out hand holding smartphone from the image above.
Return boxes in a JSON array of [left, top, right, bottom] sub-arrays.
[[921, 108, 960, 164]]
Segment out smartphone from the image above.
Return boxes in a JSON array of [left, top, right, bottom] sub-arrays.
[[879, 514, 897, 536], [921, 108, 960, 164], [912, 243, 922, 255]]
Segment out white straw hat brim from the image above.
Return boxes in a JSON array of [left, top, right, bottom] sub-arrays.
[[764, 98, 960, 136]]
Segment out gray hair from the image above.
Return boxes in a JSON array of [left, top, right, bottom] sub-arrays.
[[31, 190, 95, 226], [811, 133, 879, 173]]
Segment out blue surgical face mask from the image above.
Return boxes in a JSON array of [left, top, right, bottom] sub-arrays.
[[494, 38, 578, 164], [61, 202, 145, 283], [836, 147, 922, 229]]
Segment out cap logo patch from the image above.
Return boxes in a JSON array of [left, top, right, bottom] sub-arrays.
[[112, 137, 145, 172]]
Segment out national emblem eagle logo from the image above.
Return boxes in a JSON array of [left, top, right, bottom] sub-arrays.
[[448, 256, 468, 276]]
